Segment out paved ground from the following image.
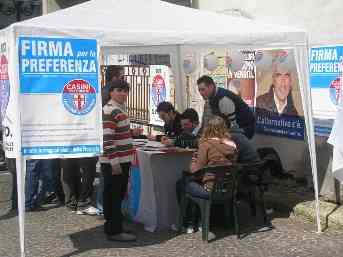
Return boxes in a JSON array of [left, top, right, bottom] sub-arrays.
[[1, 172, 343, 257]]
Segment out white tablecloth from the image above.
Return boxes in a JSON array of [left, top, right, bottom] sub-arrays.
[[134, 149, 193, 232]]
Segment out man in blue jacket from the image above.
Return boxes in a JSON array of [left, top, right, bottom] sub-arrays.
[[196, 75, 255, 139]]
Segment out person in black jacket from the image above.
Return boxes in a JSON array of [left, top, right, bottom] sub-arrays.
[[161, 108, 200, 149], [156, 101, 182, 139], [196, 75, 255, 139]]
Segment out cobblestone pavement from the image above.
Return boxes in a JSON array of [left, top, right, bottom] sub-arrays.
[[1, 172, 343, 257]]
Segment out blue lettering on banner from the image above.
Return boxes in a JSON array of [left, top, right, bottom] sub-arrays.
[[22, 145, 100, 155], [18, 37, 100, 157], [310, 47, 343, 89]]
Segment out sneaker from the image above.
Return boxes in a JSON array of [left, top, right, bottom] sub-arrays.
[[77, 198, 92, 208], [186, 226, 195, 234], [170, 224, 178, 231], [266, 208, 274, 215], [106, 232, 136, 242], [76, 206, 98, 215], [95, 209, 103, 216], [66, 202, 78, 212], [25, 205, 46, 212], [43, 193, 57, 205], [42, 196, 63, 208]]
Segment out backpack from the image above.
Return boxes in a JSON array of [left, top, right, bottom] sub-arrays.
[[257, 147, 293, 179]]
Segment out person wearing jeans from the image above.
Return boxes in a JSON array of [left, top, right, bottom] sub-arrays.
[[25, 159, 54, 211], [61, 157, 97, 210], [95, 172, 104, 215], [43, 159, 65, 206]]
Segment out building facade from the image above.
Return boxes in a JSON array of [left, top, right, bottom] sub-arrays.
[[0, 0, 42, 29]]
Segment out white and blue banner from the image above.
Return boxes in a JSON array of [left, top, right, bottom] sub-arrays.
[[310, 46, 343, 136], [149, 65, 170, 126], [18, 37, 103, 158], [0, 32, 18, 158]]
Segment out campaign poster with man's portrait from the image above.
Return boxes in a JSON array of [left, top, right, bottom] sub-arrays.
[[255, 49, 305, 140]]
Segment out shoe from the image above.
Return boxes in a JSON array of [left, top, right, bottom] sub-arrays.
[[76, 206, 98, 215], [42, 197, 63, 208], [66, 199, 78, 212], [106, 233, 136, 242], [122, 221, 133, 233], [95, 209, 103, 216], [43, 193, 57, 205], [25, 206, 46, 212], [186, 226, 195, 234], [170, 224, 178, 231], [0, 161, 7, 171], [122, 226, 133, 234], [77, 198, 92, 208], [66, 204, 77, 212]]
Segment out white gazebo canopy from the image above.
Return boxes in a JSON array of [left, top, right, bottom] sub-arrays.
[[0, 0, 320, 256]]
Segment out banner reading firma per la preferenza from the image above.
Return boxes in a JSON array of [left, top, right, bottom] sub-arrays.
[[18, 37, 102, 158], [310, 46, 343, 136]]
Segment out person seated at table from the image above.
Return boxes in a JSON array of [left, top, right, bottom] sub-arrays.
[[161, 108, 200, 149], [176, 116, 237, 232], [152, 101, 182, 141]]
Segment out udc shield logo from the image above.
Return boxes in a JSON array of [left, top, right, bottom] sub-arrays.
[[0, 55, 10, 122], [151, 74, 166, 106], [329, 77, 341, 105], [62, 79, 96, 115]]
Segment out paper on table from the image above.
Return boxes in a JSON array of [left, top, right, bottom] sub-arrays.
[[145, 141, 165, 148], [133, 139, 148, 146]]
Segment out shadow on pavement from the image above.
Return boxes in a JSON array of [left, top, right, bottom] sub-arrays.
[[207, 202, 276, 243], [0, 209, 18, 221], [58, 222, 178, 257]]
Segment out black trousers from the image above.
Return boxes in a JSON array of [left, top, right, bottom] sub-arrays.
[[6, 158, 17, 210], [61, 157, 97, 205], [52, 159, 65, 203], [101, 162, 130, 235]]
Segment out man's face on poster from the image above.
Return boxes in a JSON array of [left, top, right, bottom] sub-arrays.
[[273, 71, 292, 102]]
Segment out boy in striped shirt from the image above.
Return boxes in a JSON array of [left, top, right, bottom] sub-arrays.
[[100, 80, 140, 242]]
